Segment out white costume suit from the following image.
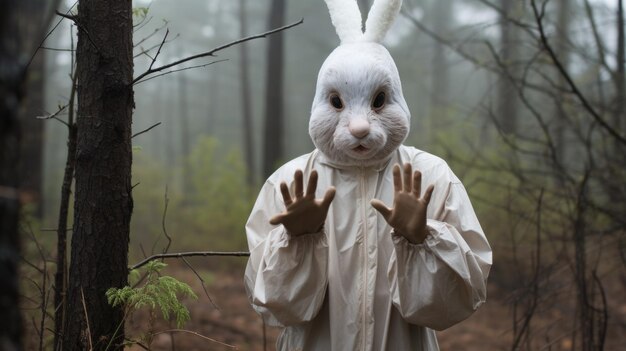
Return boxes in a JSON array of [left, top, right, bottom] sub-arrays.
[[244, 145, 492, 350]]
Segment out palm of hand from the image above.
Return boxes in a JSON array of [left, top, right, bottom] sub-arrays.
[[270, 169, 336, 236], [371, 163, 434, 244]]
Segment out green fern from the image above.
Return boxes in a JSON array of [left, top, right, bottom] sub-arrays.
[[106, 261, 197, 328]]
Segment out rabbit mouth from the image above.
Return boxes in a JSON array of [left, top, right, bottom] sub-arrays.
[[353, 145, 370, 153]]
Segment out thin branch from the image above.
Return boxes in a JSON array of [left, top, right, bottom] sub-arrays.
[[134, 33, 179, 59], [80, 288, 94, 351], [147, 28, 169, 72], [180, 257, 218, 309], [55, 10, 76, 21], [531, 0, 626, 145], [36, 104, 69, 126], [151, 329, 237, 349], [134, 20, 168, 49], [26, 0, 75, 70], [132, 122, 161, 139], [134, 59, 228, 85], [40, 46, 75, 52], [133, 18, 303, 84], [130, 251, 250, 271], [161, 186, 172, 255]]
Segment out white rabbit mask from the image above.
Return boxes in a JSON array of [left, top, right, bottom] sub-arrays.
[[309, 0, 410, 167]]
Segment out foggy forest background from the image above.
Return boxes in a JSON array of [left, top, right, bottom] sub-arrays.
[[6, 0, 625, 350]]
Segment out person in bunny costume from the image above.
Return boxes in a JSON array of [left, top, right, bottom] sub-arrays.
[[244, 0, 492, 349]]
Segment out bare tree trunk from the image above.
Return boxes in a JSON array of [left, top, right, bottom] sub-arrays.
[[0, 1, 24, 347], [554, 0, 572, 162], [53, 72, 77, 351], [1, 1, 59, 348], [18, 0, 45, 218], [497, 0, 522, 135], [239, 0, 255, 186], [63, 0, 134, 350], [262, 0, 286, 178]]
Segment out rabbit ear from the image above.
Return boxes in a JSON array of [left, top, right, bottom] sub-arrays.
[[324, 0, 364, 43], [363, 0, 402, 43]]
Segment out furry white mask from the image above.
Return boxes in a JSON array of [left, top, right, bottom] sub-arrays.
[[309, 0, 410, 167]]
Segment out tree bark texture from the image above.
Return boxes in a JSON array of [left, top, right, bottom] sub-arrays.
[[0, 0, 25, 349], [63, 0, 134, 350], [262, 0, 286, 178]]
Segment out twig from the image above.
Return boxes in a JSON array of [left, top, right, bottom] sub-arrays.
[[530, 0, 626, 145], [26, 0, 75, 70], [130, 251, 250, 271], [55, 10, 76, 21], [132, 122, 161, 139], [40, 46, 75, 52], [161, 187, 172, 255], [134, 33, 179, 59], [36, 103, 69, 125], [151, 329, 237, 349], [132, 18, 303, 84], [134, 59, 228, 85], [147, 28, 169, 72], [80, 288, 94, 351], [180, 256, 218, 309]]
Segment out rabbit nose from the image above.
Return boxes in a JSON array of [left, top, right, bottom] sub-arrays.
[[349, 118, 370, 138]]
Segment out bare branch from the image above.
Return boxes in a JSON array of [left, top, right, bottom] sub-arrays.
[[151, 329, 237, 349], [130, 251, 250, 271], [36, 104, 69, 125], [180, 257, 218, 309], [147, 28, 169, 72], [131, 122, 161, 139], [530, 0, 626, 145], [134, 59, 228, 85], [132, 18, 304, 84]]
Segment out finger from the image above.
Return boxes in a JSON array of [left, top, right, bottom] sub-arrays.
[[423, 184, 435, 205], [370, 199, 392, 220], [393, 164, 402, 193], [294, 169, 304, 199], [320, 186, 336, 210], [403, 163, 412, 192], [279, 182, 293, 206], [412, 170, 422, 198], [269, 213, 285, 225], [306, 170, 318, 197]]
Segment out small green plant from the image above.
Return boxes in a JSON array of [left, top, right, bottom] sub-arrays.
[[106, 261, 197, 328]]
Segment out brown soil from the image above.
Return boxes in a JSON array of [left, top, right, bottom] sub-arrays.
[[122, 263, 624, 351]]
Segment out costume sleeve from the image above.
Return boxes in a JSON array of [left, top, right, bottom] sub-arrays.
[[244, 180, 329, 327], [387, 179, 492, 331]]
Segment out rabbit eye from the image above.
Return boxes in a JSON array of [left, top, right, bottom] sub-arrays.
[[372, 92, 386, 110], [330, 94, 343, 110]]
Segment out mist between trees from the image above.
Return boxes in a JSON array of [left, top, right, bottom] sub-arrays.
[[6, 0, 625, 350]]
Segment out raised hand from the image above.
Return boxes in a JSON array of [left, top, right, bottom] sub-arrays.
[[370, 163, 434, 244], [269, 169, 336, 236]]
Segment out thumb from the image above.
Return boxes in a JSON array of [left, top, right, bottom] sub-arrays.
[[370, 199, 391, 220], [269, 213, 285, 226]]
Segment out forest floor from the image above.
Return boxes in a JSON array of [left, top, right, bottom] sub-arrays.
[[121, 262, 625, 351]]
